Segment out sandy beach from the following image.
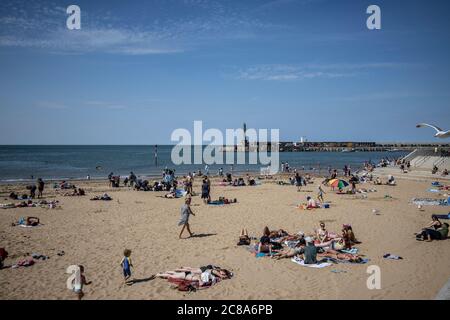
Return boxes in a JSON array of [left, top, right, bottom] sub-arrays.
[[1, 173, 449, 300]]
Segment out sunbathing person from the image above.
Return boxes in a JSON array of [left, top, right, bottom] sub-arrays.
[[237, 229, 251, 246], [156, 266, 232, 287], [90, 193, 112, 201], [318, 249, 364, 263], [164, 188, 177, 198], [12, 217, 40, 226], [271, 244, 305, 260], [374, 177, 382, 185]]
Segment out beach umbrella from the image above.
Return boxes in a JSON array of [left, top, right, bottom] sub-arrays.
[[328, 179, 349, 189]]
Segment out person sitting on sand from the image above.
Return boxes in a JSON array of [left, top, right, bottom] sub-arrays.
[[342, 224, 359, 245], [316, 222, 330, 243], [237, 229, 251, 246], [442, 169, 449, 176], [374, 177, 382, 185], [258, 235, 273, 255], [425, 215, 443, 230], [416, 223, 449, 242], [179, 197, 195, 239], [164, 187, 177, 198], [306, 196, 319, 209], [299, 237, 319, 264]]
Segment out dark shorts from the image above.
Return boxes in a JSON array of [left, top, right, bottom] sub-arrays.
[[201, 192, 209, 199], [123, 267, 131, 278]]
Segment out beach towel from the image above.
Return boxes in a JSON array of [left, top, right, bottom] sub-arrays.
[[284, 240, 301, 249], [336, 258, 369, 264], [341, 248, 358, 255], [383, 253, 403, 260], [432, 214, 450, 219], [412, 198, 447, 206], [207, 201, 225, 206], [428, 189, 441, 193], [175, 189, 187, 198], [0, 203, 16, 209], [291, 256, 332, 268]]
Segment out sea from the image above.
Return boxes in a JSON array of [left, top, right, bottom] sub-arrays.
[[0, 145, 408, 182]]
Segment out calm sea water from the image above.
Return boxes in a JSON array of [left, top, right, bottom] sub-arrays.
[[0, 145, 407, 182]]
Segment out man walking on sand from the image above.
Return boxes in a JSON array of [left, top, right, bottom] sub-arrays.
[[179, 197, 195, 239]]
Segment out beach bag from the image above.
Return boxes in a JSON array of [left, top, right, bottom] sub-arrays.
[[333, 239, 345, 251]]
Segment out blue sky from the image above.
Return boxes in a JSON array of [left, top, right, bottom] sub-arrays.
[[0, 0, 449, 144]]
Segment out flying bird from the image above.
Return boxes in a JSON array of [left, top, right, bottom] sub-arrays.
[[416, 123, 450, 138]]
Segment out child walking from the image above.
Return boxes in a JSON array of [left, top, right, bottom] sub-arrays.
[[317, 184, 326, 203], [120, 249, 133, 283]]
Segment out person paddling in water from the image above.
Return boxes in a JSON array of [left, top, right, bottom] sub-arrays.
[[179, 197, 195, 239]]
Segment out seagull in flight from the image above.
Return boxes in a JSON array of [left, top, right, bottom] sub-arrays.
[[416, 123, 450, 138]]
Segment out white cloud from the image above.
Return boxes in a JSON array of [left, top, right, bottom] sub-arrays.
[[231, 62, 415, 81], [0, 0, 280, 55], [234, 64, 352, 81]]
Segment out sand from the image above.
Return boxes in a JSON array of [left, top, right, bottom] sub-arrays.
[[1, 173, 449, 300]]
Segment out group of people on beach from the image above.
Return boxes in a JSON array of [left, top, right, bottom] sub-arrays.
[[241, 222, 363, 264]]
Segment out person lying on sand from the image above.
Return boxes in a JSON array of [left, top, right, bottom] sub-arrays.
[[416, 223, 449, 242], [156, 266, 232, 286], [90, 193, 112, 201], [237, 229, 251, 246], [63, 187, 85, 196], [374, 177, 382, 185], [318, 250, 364, 263], [271, 237, 307, 260], [262, 226, 288, 239], [12, 216, 40, 227]]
